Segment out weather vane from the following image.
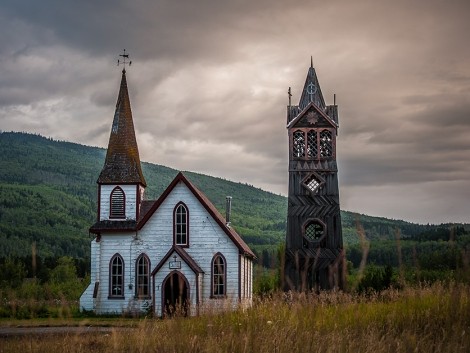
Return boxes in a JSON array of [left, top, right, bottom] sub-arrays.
[[117, 49, 132, 71]]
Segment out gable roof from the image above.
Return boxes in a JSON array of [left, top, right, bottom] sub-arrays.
[[151, 245, 204, 276], [139, 172, 256, 259], [287, 101, 338, 130], [90, 172, 256, 259], [97, 69, 147, 186]]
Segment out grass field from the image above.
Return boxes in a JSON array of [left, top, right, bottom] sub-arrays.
[[1, 282, 469, 353]]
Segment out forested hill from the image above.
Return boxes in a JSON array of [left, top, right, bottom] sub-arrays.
[[0, 132, 467, 261]]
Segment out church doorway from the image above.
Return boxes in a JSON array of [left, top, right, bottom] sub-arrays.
[[162, 271, 189, 317]]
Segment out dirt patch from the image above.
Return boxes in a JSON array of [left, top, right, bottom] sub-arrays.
[[0, 326, 133, 337]]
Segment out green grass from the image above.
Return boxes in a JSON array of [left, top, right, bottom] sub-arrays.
[[1, 282, 469, 352]]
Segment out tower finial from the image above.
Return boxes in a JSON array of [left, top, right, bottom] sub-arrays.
[[310, 56, 313, 68], [117, 49, 132, 72]]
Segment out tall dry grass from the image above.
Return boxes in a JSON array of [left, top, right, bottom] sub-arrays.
[[1, 282, 469, 353]]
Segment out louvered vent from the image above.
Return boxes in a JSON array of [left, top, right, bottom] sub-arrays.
[[110, 187, 125, 218]]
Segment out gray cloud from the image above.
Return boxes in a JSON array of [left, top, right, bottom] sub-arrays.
[[1, 0, 469, 224]]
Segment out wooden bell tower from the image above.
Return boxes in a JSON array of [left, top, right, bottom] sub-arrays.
[[283, 61, 344, 291]]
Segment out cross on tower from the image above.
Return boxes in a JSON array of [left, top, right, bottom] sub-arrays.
[[307, 82, 316, 102]]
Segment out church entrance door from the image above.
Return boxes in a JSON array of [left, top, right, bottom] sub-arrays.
[[162, 271, 189, 317]]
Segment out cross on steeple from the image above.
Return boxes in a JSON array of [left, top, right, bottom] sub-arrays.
[[117, 49, 132, 72], [307, 82, 316, 102]]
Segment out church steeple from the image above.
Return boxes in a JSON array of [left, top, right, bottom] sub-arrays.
[[97, 69, 146, 187], [298, 60, 326, 111]]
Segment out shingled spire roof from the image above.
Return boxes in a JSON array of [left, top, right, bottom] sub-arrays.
[[298, 59, 326, 111], [97, 69, 147, 186]]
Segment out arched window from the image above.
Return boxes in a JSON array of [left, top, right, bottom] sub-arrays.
[[307, 130, 317, 158], [110, 187, 125, 219], [303, 220, 326, 243], [292, 130, 305, 158], [109, 254, 124, 298], [135, 254, 150, 298], [211, 253, 226, 297], [320, 130, 333, 158], [174, 203, 189, 246]]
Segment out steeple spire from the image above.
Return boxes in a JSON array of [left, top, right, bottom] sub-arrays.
[[97, 70, 147, 186], [298, 62, 325, 111]]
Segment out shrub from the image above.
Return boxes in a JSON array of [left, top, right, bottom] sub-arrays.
[[357, 265, 395, 293]]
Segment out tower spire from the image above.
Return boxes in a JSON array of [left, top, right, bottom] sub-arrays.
[[298, 61, 325, 110], [97, 67, 146, 186]]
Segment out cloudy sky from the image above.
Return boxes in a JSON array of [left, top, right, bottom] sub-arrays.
[[1, 0, 469, 224]]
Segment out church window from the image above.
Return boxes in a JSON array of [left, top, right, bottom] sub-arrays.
[[307, 130, 317, 158], [320, 130, 333, 158], [135, 254, 150, 298], [110, 187, 125, 219], [303, 173, 323, 193], [109, 254, 124, 298], [211, 253, 226, 297], [174, 203, 189, 246], [293, 130, 305, 158], [304, 220, 326, 243]]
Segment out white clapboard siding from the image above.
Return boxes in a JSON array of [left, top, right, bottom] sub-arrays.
[[79, 238, 100, 311], [99, 184, 138, 221], [81, 179, 253, 316]]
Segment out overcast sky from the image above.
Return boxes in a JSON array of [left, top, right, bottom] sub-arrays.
[[1, 0, 469, 224]]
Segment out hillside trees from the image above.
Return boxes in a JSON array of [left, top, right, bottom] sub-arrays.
[[1, 131, 469, 293]]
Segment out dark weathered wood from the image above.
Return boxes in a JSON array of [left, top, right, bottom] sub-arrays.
[[284, 65, 344, 291]]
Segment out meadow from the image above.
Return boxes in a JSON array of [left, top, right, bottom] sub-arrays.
[[1, 133, 469, 351], [1, 282, 469, 353]]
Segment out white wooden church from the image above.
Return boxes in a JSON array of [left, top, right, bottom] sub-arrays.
[[79, 69, 255, 316]]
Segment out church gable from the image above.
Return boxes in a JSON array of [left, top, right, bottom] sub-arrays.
[[152, 246, 204, 276], [290, 103, 337, 130], [138, 172, 255, 258]]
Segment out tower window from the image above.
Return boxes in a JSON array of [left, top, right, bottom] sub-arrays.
[[174, 203, 189, 246], [135, 254, 150, 298], [211, 253, 226, 298], [307, 130, 317, 158], [304, 220, 326, 243], [303, 173, 323, 193], [110, 187, 125, 219], [293, 130, 305, 158], [109, 254, 124, 298], [320, 130, 333, 158]]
